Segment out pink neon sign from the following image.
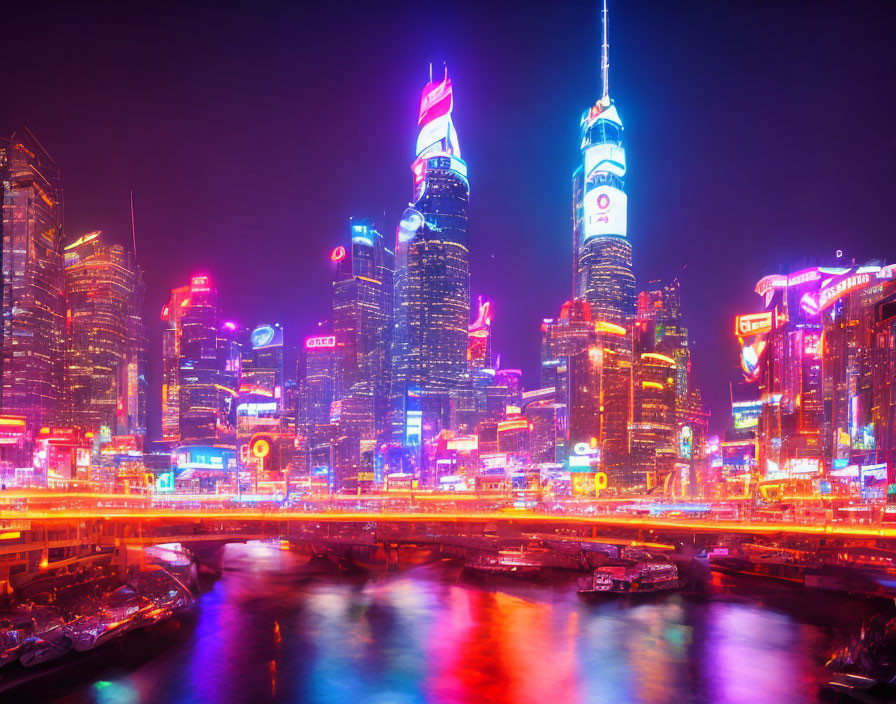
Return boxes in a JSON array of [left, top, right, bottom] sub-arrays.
[[306, 335, 336, 350]]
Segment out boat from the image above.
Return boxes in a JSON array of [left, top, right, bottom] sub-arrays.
[[578, 552, 679, 595], [127, 568, 196, 625], [0, 604, 70, 668], [467, 547, 544, 576]]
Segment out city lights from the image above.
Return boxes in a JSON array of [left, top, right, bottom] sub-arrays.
[[1, 0, 895, 697]]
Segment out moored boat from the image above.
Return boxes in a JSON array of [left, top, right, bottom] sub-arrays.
[[578, 553, 679, 595]]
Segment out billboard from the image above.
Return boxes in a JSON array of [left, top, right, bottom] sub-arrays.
[[416, 114, 450, 157], [251, 325, 283, 349], [584, 143, 626, 180], [583, 185, 627, 240], [819, 271, 873, 311], [732, 400, 762, 429], [174, 445, 236, 471], [419, 76, 453, 126], [306, 335, 336, 350], [735, 312, 775, 338]]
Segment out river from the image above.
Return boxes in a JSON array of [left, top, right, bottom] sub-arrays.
[[5, 541, 886, 704]]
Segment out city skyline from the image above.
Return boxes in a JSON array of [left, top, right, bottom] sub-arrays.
[[3, 4, 896, 699], [3, 1, 896, 438]]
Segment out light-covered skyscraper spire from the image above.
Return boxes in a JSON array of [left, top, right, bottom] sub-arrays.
[[573, 0, 634, 323], [601, 0, 610, 106]]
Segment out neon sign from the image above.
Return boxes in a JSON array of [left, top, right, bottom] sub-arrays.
[[595, 320, 626, 336], [735, 312, 775, 337], [641, 352, 676, 365], [446, 436, 479, 452], [418, 75, 453, 126], [306, 335, 336, 349], [819, 272, 872, 310], [330, 246, 346, 262], [497, 418, 531, 433], [800, 292, 820, 316]]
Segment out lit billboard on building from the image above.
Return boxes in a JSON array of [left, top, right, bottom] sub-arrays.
[[584, 143, 626, 180], [583, 185, 627, 240], [306, 335, 336, 350], [251, 324, 283, 349], [735, 312, 775, 337], [174, 445, 237, 471]]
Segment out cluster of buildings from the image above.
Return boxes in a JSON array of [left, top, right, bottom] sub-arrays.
[[0, 4, 710, 496], [6, 3, 890, 499], [290, 5, 709, 497], [0, 130, 147, 485], [721, 260, 896, 497]]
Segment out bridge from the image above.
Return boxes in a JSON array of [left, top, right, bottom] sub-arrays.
[[1, 489, 895, 593]]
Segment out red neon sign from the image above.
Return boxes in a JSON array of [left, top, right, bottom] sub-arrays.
[[330, 246, 346, 262], [735, 312, 775, 337], [418, 76, 453, 126], [306, 335, 336, 350]]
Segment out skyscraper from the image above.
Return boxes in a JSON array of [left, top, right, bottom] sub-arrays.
[[62, 230, 147, 436], [573, 0, 635, 324], [331, 222, 394, 487], [161, 276, 238, 444], [391, 68, 470, 477], [237, 323, 284, 435], [0, 129, 65, 432]]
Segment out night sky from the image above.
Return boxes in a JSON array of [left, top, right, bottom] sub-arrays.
[[4, 0, 896, 439]]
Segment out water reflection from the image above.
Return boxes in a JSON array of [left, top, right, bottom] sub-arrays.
[[22, 542, 850, 704]]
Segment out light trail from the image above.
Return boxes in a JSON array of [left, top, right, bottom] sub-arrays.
[[3, 507, 896, 540]]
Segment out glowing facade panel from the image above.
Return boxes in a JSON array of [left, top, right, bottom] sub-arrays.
[[583, 185, 627, 240]]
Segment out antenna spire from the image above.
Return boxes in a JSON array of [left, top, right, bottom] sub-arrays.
[[601, 0, 610, 106], [130, 189, 137, 258]]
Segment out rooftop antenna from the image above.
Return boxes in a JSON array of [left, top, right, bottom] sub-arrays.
[[130, 189, 137, 259], [600, 0, 610, 106]]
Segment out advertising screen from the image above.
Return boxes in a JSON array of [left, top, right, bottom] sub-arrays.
[[251, 325, 283, 349], [584, 143, 626, 180], [416, 114, 450, 157], [735, 312, 775, 337], [174, 446, 236, 471], [418, 76, 453, 126], [732, 400, 762, 429], [583, 185, 627, 240]]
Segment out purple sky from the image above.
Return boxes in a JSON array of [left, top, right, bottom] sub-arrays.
[[4, 0, 896, 438]]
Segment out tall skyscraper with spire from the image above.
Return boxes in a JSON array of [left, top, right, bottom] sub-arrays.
[[565, 1, 635, 489], [391, 68, 470, 477], [573, 0, 635, 324]]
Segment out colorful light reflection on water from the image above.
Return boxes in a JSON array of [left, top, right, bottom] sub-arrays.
[[28, 542, 835, 704]]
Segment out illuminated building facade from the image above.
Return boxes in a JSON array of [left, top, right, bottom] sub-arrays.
[[572, 2, 635, 325], [630, 345, 677, 488], [237, 324, 284, 434], [524, 397, 566, 464], [468, 297, 492, 373], [62, 231, 147, 436], [0, 129, 65, 432], [161, 276, 238, 444], [331, 221, 394, 487], [391, 69, 470, 478], [297, 334, 336, 477], [632, 277, 707, 492], [736, 261, 896, 480], [541, 299, 631, 482]]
